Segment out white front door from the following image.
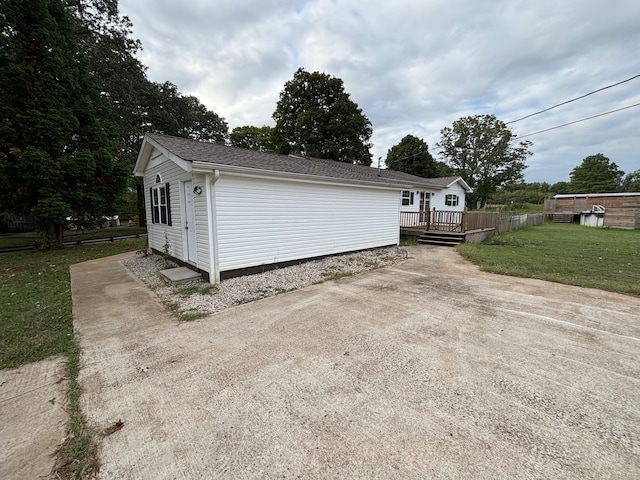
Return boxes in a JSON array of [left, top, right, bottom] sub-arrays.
[[419, 192, 430, 222], [183, 180, 197, 263]]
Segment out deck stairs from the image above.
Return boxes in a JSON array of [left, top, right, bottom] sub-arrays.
[[552, 213, 573, 224], [417, 231, 465, 247]]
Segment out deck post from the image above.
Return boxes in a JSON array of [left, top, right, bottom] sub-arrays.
[[462, 208, 467, 233]]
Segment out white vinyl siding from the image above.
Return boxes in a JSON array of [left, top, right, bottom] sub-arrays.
[[192, 173, 211, 272], [143, 153, 190, 262], [214, 174, 400, 272], [400, 190, 436, 213], [430, 183, 467, 212]]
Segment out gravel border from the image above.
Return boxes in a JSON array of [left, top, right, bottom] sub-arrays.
[[123, 247, 408, 320]]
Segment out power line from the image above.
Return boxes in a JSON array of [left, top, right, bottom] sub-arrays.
[[518, 102, 640, 138], [506, 74, 640, 124]]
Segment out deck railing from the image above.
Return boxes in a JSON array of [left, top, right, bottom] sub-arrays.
[[401, 209, 507, 233], [430, 210, 464, 232], [400, 211, 429, 229]]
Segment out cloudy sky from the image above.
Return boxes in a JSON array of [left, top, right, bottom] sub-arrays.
[[118, 0, 639, 184]]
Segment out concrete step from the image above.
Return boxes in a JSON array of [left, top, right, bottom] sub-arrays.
[[160, 266, 202, 285]]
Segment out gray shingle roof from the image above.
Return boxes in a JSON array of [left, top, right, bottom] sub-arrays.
[[145, 133, 458, 190]]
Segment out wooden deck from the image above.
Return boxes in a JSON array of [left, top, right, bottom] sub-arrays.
[[400, 210, 542, 245], [400, 210, 500, 235]]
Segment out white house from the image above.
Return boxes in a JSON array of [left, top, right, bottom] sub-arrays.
[[392, 176, 472, 214], [133, 134, 470, 282]]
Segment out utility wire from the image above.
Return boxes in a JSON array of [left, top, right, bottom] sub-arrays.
[[518, 102, 640, 138], [506, 74, 640, 124]]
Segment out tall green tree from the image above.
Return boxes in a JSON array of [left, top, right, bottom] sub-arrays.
[[620, 169, 640, 192], [66, 2, 227, 226], [569, 154, 624, 193], [272, 68, 373, 165], [144, 81, 228, 142], [437, 114, 532, 208], [0, 0, 128, 246], [66, 0, 148, 167], [67, 3, 228, 149], [385, 135, 439, 178], [230, 125, 275, 152], [490, 182, 553, 205], [550, 181, 571, 194]]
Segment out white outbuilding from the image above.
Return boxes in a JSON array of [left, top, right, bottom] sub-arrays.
[[133, 134, 470, 282]]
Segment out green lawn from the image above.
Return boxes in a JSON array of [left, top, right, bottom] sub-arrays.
[[457, 223, 640, 296], [0, 238, 146, 368]]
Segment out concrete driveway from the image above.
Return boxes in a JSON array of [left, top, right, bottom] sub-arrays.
[[71, 246, 640, 479]]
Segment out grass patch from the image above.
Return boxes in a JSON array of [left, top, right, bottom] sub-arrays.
[[399, 235, 419, 246], [0, 238, 146, 479], [322, 269, 354, 281], [457, 223, 640, 296], [175, 283, 218, 297], [52, 340, 100, 478], [165, 302, 208, 322], [162, 286, 213, 321], [178, 310, 208, 322], [0, 238, 147, 368]]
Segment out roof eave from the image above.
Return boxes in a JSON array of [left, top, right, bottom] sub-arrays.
[[447, 176, 473, 193], [192, 161, 414, 189]]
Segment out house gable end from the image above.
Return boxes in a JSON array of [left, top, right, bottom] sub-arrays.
[[447, 177, 473, 193], [133, 136, 193, 176]]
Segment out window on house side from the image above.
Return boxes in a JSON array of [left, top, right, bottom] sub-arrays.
[[445, 194, 459, 207], [402, 190, 411, 206], [151, 184, 169, 224]]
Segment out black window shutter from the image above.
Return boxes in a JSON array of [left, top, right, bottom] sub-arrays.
[[149, 187, 155, 224], [166, 183, 172, 226]]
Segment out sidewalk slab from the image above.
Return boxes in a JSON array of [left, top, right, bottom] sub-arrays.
[[0, 356, 68, 480]]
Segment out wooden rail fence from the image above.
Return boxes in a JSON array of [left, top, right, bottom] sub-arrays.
[[400, 209, 542, 234]]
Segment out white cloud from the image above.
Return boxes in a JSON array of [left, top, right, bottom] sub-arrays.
[[120, 0, 640, 182]]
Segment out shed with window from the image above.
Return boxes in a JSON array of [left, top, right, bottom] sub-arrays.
[[134, 134, 470, 282]]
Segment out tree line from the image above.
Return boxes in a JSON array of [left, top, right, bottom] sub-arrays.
[[491, 154, 639, 206], [1, 1, 638, 245]]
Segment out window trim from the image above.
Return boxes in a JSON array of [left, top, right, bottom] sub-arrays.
[[445, 194, 459, 207], [402, 190, 414, 206], [150, 182, 172, 225]]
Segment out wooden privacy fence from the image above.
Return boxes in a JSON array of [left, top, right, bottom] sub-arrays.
[[465, 211, 500, 231], [400, 210, 543, 233]]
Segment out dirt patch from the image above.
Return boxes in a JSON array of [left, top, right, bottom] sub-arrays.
[[72, 247, 640, 479]]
